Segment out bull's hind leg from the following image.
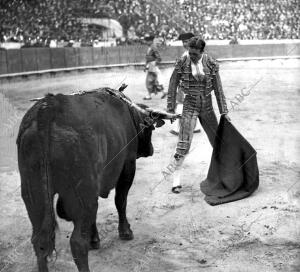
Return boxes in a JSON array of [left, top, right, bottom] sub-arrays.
[[89, 222, 100, 250], [20, 176, 56, 272], [57, 197, 99, 250], [115, 160, 136, 240], [60, 193, 98, 272], [70, 219, 90, 272]]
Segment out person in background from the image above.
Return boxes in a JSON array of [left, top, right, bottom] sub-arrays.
[[229, 34, 239, 45], [143, 35, 167, 100], [166, 36, 229, 193], [169, 32, 201, 136]]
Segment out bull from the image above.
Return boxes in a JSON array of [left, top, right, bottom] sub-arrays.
[[17, 87, 179, 272]]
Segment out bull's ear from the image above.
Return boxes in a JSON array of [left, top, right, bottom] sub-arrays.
[[155, 119, 165, 128]]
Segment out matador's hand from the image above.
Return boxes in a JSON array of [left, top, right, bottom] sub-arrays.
[[166, 109, 176, 123]]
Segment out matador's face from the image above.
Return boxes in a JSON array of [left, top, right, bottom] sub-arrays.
[[182, 40, 189, 49], [188, 48, 202, 63]]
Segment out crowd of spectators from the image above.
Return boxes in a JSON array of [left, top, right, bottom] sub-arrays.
[[180, 0, 299, 40], [0, 0, 299, 48], [0, 0, 86, 47]]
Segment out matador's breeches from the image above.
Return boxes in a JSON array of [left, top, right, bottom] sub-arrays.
[[174, 94, 218, 166]]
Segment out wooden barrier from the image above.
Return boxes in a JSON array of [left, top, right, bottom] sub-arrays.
[[65, 47, 80, 68], [79, 47, 94, 66], [6, 49, 22, 74], [21, 48, 37, 72], [0, 50, 7, 74], [36, 48, 51, 71], [0, 43, 299, 77], [50, 48, 65, 69]]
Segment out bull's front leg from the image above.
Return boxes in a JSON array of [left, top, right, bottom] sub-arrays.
[[115, 161, 135, 240]]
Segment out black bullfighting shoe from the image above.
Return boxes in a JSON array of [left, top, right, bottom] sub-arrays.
[[171, 185, 182, 194]]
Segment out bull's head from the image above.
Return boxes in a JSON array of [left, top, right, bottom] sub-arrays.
[[134, 103, 180, 158]]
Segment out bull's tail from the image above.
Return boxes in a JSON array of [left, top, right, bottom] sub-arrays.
[[33, 94, 57, 265]]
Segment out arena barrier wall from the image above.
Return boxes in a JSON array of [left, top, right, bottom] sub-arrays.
[[0, 50, 7, 74], [0, 42, 299, 77]]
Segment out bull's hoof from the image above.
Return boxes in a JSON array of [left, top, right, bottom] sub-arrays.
[[119, 231, 134, 240], [119, 228, 134, 240], [89, 239, 100, 250]]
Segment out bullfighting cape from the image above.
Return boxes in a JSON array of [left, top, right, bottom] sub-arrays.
[[200, 115, 259, 205]]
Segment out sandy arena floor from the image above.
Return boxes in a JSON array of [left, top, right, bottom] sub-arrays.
[[0, 59, 299, 272]]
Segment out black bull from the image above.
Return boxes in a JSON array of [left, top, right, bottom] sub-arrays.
[[17, 89, 179, 272]]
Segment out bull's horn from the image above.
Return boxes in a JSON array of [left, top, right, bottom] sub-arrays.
[[129, 101, 150, 116], [146, 108, 181, 120], [117, 95, 150, 116]]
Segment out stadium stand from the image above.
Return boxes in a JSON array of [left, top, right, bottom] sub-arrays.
[[0, 0, 299, 48]]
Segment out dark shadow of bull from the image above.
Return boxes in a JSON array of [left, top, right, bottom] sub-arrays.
[[16, 87, 179, 272]]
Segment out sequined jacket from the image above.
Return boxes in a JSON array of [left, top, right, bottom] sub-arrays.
[[167, 53, 228, 114]]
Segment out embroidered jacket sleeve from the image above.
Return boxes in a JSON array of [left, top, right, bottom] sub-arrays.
[[207, 55, 228, 114], [167, 58, 182, 112]]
